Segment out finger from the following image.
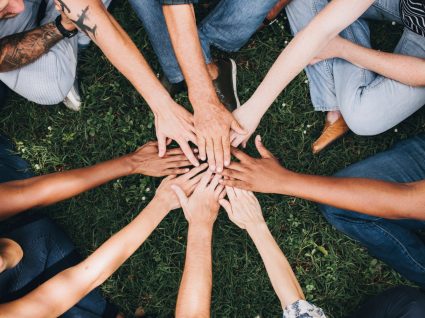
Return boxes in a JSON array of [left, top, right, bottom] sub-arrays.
[[222, 180, 250, 190], [199, 169, 214, 189], [183, 163, 209, 180], [218, 188, 227, 200], [219, 198, 233, 216], [157, 134, 167, 158], [187, 171, 205, 187], [226, 162, 246, 172], [242, 140, 247, 149], [166, 138, 172, 146], [255, 135, 274, 159], [225, 185, 237, 201], [186, 132, 198, 145], [214, 137, 224, 173], [220, 169, 245, 181], [208, 173, 222, 191], [231, 135, 243, 148], [171, 185, 188, 207], [231, 119, 247, 135], [206, 138, 216, 172], [165, 167, 191, 175], [214, 184, 225, 197], [197, 137, 206, 161], [165, 148, 185, 156], [163, 174, 177, 181], [178, 140, 200, 167], [222, 135, 231, 168], [231, 147, 252, 162], [168, 160, 192, 168]]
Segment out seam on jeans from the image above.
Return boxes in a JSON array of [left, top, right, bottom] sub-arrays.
[[371, 1, 401, 21], [314, 105, 340, 112], [373, 222, 425, 273]]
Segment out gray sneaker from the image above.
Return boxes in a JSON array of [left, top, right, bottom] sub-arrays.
[[63, 80, 82, 112]]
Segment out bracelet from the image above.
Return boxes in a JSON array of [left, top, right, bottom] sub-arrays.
[[55, 15, 78, 38]]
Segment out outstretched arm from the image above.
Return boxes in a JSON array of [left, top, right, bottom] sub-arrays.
[[220, 188, 304, 308], [174, 170, 224, 318], [221, 135, 425, 220], [231, 0, 375, 147], [0, 165, 208, 318], [312, 35, 425, 86], [0, 142, 191, 219], [0, 13, 76, 72], [56, 0, 199, 165]]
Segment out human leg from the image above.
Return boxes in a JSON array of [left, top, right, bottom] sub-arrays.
[[320, 134, 425, 287], [0, 135, 34, 183]]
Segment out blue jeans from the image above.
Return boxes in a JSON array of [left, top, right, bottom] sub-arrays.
[[286, 0, 425, 135], [129, 0, 279, 83], [0, 135, 118, 317], [319, 134, 425, 288]]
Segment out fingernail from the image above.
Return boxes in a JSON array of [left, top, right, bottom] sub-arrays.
[[217, 167, 223, 173], [195, 162, 200, 167], [224, 160, 230, 166], [185, 168, 190, 172]]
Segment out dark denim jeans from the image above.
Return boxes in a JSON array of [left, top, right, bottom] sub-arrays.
[[0, 135, 118, 317], [320, 134, 425, 288]]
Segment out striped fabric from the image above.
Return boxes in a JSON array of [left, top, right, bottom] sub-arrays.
[[400, 0, 425, 37]]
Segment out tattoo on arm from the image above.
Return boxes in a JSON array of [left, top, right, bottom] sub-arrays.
[[70, 6, 97, 39], [57, 0, 71, 14], [0, 22, 63, 72]]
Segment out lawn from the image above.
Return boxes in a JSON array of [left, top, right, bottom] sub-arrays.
[[1, 2, 424, 318]]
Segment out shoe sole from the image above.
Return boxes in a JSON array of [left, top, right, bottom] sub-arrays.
[[230, 59, 241, 108]]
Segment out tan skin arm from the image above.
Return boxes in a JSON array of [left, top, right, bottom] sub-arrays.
[[221, 136, 425, 221], [162, 4, 245, 174], [0, 165, 209, 318], [0, 142, 191, 220]]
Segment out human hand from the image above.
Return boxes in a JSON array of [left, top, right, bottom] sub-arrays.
[[230, 103, 261, 148], [310, 35, 345, 65], [154, 163, 209, 211], [219, 187, 265, 230], [221, 135, 292, 193], [172, 169, 226, 227], [54, 1, 77, 32], [154, 101, 199, 167], [128, 141, 196, 177], [194, 100, 246, 173]]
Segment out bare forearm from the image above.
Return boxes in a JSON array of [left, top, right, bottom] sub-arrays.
[[163, 5, 218, 106], [176, 224, 213, 318], [60, 0, 172, 112], [0, 22, 62, 72], [278, 172, 425, 220], [339, 39, 425, 86], [0, 199, 169, 318], [247, 223, 304, 308], [0, 155, 136, 218]]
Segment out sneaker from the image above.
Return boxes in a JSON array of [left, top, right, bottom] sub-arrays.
[[63, 80, 82, 111], [213, 58, 240, 112]]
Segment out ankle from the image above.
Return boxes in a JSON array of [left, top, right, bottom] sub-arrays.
[[207, 62, 219, 81], [326, 110, 341, 124]]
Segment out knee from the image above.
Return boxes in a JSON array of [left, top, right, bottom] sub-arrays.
[[342, 106, 389, 136], [29, 77, 73, 106], [286, 0, 325, 34]]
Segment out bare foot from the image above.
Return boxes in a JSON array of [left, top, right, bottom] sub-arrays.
[[326, 110, 342, 124]]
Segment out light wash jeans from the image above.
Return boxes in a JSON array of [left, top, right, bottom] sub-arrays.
[[129, 0, 279, 84], [319, 134, 425, 288], [0, 0, 111, 105], [286, 0, 425, 135]]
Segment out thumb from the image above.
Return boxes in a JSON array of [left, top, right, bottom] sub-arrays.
[[219, 199, 232, 216], [171, 185, 188, 206], [255, 135, 274, 159], [231, 119, 247, 135], [157, 134, 167, 157]]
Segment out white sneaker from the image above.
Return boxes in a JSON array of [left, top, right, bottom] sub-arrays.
[[63, 80, 82, 112]]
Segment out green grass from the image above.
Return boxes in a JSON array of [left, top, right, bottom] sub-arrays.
[[1, 4, 425, 318]]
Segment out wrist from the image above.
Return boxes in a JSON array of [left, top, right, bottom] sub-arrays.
[[148, 196, 171, 216], [274, 169, 300, 196], [246, 221, 269, 238], [188, 222, 214, 237]]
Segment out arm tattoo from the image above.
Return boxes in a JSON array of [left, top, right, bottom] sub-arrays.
[[71, 6, 97, 39], [0, 22, 63, 72]]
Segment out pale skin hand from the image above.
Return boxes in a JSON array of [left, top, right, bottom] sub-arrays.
[[221, 135, 291, 193], [230, 103, 262, 148], [162, 4, 245, 173], [220, 188, 305, 309], [173, 170, 225, 318], [54, 0, 199, 166]]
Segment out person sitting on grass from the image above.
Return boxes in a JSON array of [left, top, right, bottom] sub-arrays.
[[0, 133, 208, 318], [219, 187, 425, 318], [230, 0, 425, 154], [220, 134, 425, 290]]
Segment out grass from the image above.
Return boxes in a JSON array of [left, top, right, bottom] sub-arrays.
[[1, 3, 425, 318]]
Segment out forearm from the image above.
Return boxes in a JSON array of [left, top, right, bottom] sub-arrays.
[[176, 224, 213, 318], [0, 22, 63, 72], [246, 0, 374, 118], [338, 39, 425, 86], [278, 172, 425, 220], [0, 199, 169, 318], [247, 223, 304, 308], [0, 155, 136, 218], [60, 0, 172, 112], [163, 5, 218, 106]]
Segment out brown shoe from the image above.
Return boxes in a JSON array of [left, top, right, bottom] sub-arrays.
[[312, 116, 349, 154]]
